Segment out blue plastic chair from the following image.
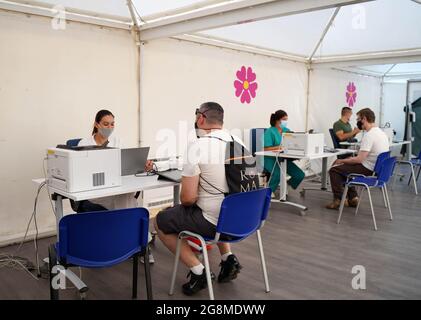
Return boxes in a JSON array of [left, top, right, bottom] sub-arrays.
[[346, 151, 391, 208], [48, 208, 152, 300], [338, 157, 397, 231], [66, 138, 82, 147], [169, 188, 272, 300], [407, 151, 421, 186]]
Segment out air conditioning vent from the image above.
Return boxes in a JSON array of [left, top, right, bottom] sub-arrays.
[[93, 172, 105, 186]]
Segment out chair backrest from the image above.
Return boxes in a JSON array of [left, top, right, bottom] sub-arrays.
[[377, 157, 397, 184], [329, 128, 341, 149], [216, 188, 271, 239], [58, 208, 149, 267], [66, 138, 82, 147], [250, 128, 267, 156], [373, 151, 391, 176]]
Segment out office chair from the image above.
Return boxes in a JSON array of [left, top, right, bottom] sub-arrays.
[[169, 188, 272, 300], [329, 128, 350, 160], [49, 207, 152, 300]]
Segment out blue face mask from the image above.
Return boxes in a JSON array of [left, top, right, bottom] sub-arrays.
[[279, 120, 288, 129]]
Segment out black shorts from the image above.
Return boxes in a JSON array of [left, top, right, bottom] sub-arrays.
[[156, 204, 217, 239]]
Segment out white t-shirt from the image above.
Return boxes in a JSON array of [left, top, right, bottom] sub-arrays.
[[78, 134, 122, 148], [77, 134, 136, 210], [359, 127, 389, 171], [182, 129, 244, 226]]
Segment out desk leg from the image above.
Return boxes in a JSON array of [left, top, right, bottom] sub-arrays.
[[280, 158, 287, 201], [173, 185, 180, 205], [272, 157, 308, 215], [55, 195, 63, 241], [321, 158, 328, 190]]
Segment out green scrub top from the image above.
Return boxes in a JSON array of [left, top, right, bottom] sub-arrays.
[[263, 126, 290, 173]]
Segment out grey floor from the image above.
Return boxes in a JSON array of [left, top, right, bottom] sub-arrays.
[[1, 176, 420, 300]]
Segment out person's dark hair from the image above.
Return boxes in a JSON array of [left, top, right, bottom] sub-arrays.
[[357, 108, 375, 123], [199, 102, 224, 125], [341, 107, 352, 116], [270, 109, 288, 127], [92, 109, 114, 135]]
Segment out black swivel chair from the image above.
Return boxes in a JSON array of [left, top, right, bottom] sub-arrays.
[[329, 128, 351, 160]]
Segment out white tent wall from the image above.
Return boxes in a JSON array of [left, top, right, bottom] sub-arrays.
[[140, 38, 308, 158], [381, 83, 407, 141], [0, 11, 139, 245], [307, 68, 382, 172]]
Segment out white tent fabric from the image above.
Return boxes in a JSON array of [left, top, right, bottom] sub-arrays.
[[199, 0, 421, 59], [3, 0, 421, 75]]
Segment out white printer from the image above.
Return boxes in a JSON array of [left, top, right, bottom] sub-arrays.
[[46, 147, 122, 193], [381, 127, 395, 145], [281, 133, 324, 156]]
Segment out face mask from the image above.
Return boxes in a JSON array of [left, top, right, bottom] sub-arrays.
[[279, 120, 288, 128], [98, 127, 113, 139], [195, 121, 205, 138], [357, 120, 363, 130]]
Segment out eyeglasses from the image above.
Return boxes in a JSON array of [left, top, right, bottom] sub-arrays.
[[195, 108, 208, 118]]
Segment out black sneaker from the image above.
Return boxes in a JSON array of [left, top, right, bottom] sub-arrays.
[[218, 254, 242, 283], [182, 270, 215, 296]]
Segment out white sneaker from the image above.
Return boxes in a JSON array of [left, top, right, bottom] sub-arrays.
[[140, 250, 155, 264], [271, 192, 276, 199]]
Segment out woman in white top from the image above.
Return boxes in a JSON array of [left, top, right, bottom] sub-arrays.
[[78, 109, 153, 210]]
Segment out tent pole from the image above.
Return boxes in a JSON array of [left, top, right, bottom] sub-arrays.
[[305, 64, 312, 131], [308, 7, 341, 62], [379, 64, 396, 127], [127, 0, 144, 147]]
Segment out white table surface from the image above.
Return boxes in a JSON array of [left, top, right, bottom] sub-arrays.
[[32, 175, 179, 202], [255, 149, 355, 160], [340, 140, 411, 148]]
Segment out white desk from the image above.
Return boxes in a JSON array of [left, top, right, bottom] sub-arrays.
[[340, 140, 412, 160], [255, 149, 355, 215], [33, 175, 180, 236], [32, 174, 179, 295]]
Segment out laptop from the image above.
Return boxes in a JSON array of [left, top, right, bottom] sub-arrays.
[[157, 169, 182, 183], [121, 147, 150, 176]]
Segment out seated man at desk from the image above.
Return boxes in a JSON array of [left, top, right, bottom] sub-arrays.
[[154, 102, 243, 296], [263, 109, 305, 196], [326, 108, 389, 209], [333, 107, 360, 144]]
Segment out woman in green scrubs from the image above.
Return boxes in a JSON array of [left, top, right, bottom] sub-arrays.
[[264, 110, 305, 194]]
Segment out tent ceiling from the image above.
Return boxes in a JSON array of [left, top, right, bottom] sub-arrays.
[[1, 0, 421, 72], [198, 0, 421, 59], [5, 0, 215, 18]]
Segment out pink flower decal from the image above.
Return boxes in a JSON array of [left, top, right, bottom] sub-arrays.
[[346, 82, 357, 107], [234, 66, 258, 104]]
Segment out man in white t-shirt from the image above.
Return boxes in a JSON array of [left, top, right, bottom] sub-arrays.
[[326, 108, 390, 209], [154, 102, 243, 296]]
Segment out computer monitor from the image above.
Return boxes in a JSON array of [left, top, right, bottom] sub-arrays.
[[121, 147, 150, 176]]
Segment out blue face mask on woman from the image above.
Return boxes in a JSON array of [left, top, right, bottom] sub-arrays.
[[279, 120, 288, 129]]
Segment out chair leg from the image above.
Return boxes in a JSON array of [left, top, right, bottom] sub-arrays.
[[169, 236, 183, 296], [337, 185, 349, 224], [256, 230, 270, 293], [355, 187, 365, 216], [416, 166, 421, 182], [366, 188, 377, 231], [384, 186, 393, 221], [143, 246, 153, 300], [410, 164, 418, 195], [48, 244, 59, 301], [381, 186, 388, 208], [132, 254, 138, 299], [197, 237, 214, 300], [392, 162, 399, 191]]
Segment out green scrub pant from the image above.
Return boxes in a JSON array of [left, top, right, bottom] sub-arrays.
[[266, 159, 305, 193]]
